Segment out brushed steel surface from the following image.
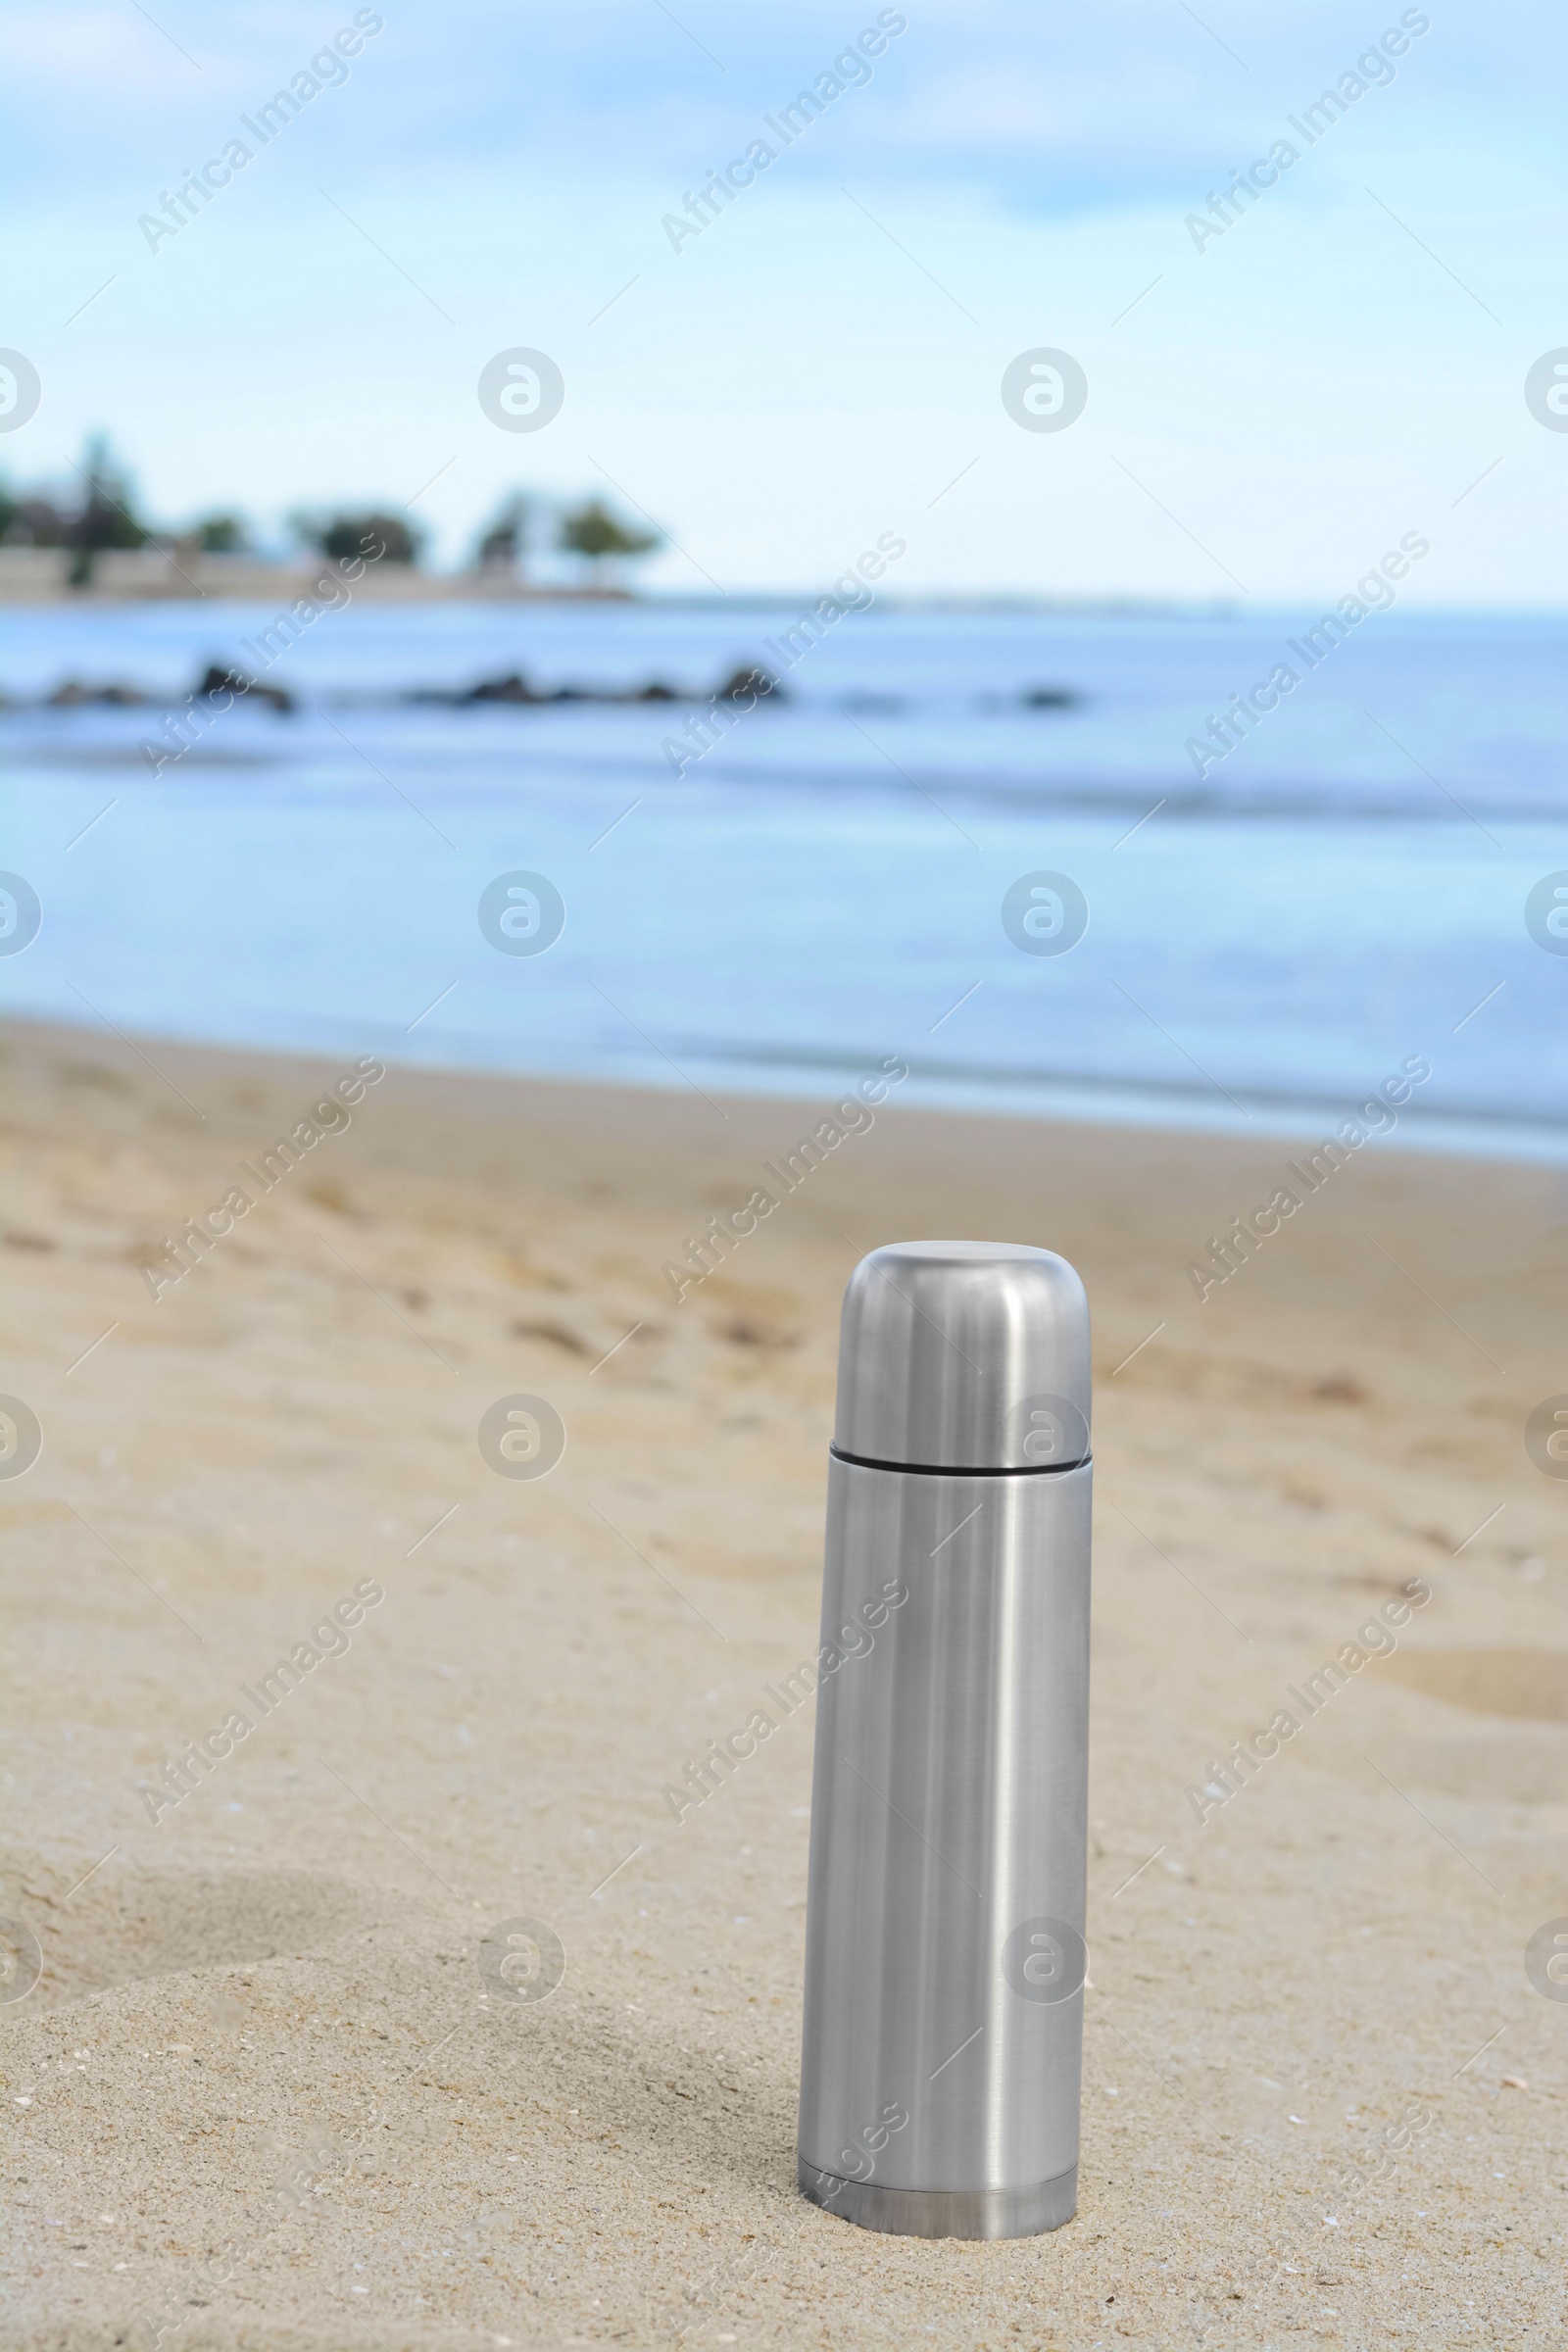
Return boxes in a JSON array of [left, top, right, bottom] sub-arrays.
[[799, 2158, 1078, 2239], [798, 1452, 1092, 2221], [832, 1241, 1091, 1472]]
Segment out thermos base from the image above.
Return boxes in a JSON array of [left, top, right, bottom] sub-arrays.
[[798, 2157, 1077, 2239]]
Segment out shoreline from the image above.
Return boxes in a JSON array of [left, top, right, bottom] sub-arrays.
[[0, 564, 1559, 616], [10, 1009, 1567, 1172]]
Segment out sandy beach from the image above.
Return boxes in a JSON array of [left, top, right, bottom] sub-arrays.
[[2, 1016, 1564, 2351]]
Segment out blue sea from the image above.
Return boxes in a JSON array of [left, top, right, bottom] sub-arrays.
[[2, 597, 1564, 1158]]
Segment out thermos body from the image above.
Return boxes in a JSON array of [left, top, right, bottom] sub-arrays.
[[797, 1241, 1094, 2240]]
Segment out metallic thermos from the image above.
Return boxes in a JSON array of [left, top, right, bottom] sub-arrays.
[[798, 1240, 1093, 2240]]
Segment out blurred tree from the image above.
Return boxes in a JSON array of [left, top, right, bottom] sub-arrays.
[[557, 497, 661, 580], [474, 491, 529, 576], [67, 435, 150, 588], [195, 514, 251, 555], [2, 494, 74, 547], [292, 511, 424, 566]]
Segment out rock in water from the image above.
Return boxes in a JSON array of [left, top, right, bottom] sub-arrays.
[[193, 664, 294, 712], [466, 671, 543, 704], [716, 665, 785, 705]]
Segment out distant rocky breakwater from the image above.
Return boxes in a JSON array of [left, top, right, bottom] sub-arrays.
[[3, 661, 782, 720], [405, 662, 780, 710], [2, 663, 1084, 720]]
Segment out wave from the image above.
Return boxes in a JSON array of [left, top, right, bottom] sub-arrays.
[[2, 726, 1558, 824], [669, 1037, 1568, 1136]]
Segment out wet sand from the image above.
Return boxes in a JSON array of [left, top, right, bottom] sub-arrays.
[[2, 1017, 1564, 2350]]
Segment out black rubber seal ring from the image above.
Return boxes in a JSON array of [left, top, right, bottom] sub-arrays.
[[829, 1445, 1091, 1479]]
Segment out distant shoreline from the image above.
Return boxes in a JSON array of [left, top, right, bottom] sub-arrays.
[[0, 546, 638, 605], [0, 544, 1216, 612], [0, 558, 1556, 616]]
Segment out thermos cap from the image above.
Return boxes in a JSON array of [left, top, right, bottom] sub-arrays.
[[832, 1240, 1092, 1473]]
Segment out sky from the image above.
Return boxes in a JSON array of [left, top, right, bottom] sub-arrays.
[[1, 0, 1564, 602]]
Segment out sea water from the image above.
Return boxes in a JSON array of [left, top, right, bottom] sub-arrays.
[[1, 597, 1563, 1158]]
